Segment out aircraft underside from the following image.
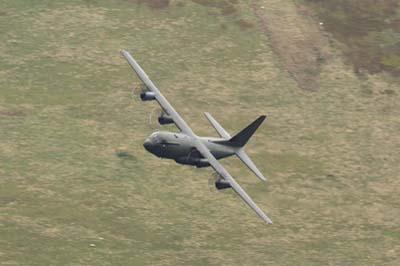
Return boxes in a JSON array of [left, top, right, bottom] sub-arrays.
[[122, 49, 273, 223]]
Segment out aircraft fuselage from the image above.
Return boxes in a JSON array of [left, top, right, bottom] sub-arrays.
[[143, 131, 235, 167]]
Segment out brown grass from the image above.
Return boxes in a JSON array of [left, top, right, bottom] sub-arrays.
[[236, 18, 255, 29], [192, 0, 238, 16], [0, 106, 25, 117], [251, 0, 329, 90], [134, 0, 170, 9], [1, 2, 399, 266], [302, 0, 400, 76]]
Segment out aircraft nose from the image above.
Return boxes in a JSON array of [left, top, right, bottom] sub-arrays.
[[143, 138, 152, 151]]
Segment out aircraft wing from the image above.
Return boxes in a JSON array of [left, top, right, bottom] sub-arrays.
[[122, 50, 272, 224], [121, 50, 195, 136], [194, 140, 273, 224]]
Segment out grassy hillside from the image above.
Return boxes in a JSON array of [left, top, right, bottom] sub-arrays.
[[1, 0, 399, 265], [299, 0, 400, 75]]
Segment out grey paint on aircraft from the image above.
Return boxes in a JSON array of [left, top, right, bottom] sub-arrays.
[[121, 50, 273, 224], [143, 131, 235, 166]]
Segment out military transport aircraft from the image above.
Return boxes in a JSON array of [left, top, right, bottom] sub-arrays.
[[121, 50, 272, 224]]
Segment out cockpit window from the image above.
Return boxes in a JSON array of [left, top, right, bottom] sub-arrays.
[[151, 133, 161, 143]]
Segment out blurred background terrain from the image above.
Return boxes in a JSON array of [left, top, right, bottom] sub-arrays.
[[0, 0, 399, 265]]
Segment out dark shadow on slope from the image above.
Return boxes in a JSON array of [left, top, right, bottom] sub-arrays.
[[302, 0, 400, 77], [116, 151, 137, 161], [130, 0, 170, 10]]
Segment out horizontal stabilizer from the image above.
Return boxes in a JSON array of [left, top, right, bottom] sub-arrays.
[[204, 112, 231, 139], [235, 149, 266, 181]]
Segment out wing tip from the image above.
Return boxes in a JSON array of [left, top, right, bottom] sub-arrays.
[[121, 49, 134, 59]]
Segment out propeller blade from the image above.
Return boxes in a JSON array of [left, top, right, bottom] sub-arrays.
[[148, 108, 163, 129], [132, 84, 148, 103]]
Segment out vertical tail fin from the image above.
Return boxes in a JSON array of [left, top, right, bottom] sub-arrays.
[[217, 115, 266, 147], [206, 114, 267, 181]]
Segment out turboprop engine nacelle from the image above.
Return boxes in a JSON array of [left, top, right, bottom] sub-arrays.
[[158, 114, 174, 125], [175, 157, 210, 168], [215, 179, 231, 190], [140, 91, 156, 101]]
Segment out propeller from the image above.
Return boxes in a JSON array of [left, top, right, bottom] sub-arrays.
[[149, 107, 175, 129], [131, 84, 147, 103], [208, 172, 221, 192], [148, 108, 163, 129]]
